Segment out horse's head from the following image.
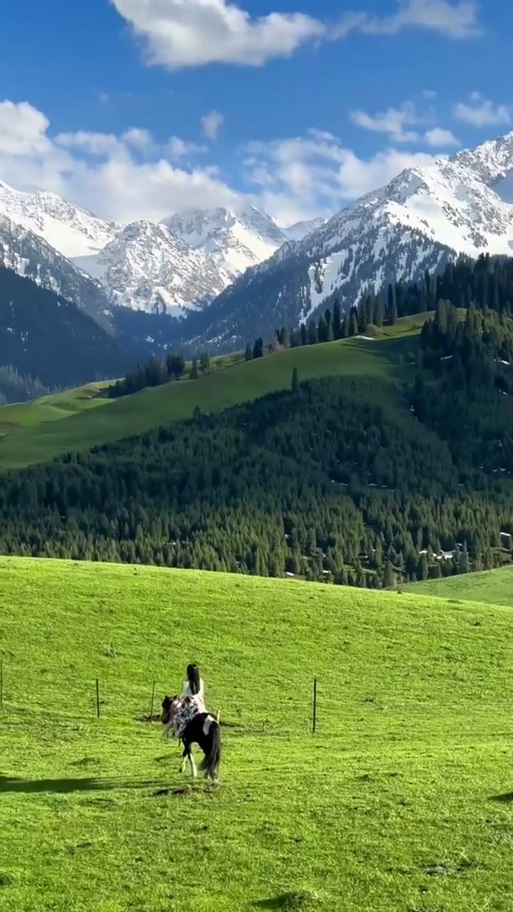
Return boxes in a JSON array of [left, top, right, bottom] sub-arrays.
[[161, 695, 180, 726]]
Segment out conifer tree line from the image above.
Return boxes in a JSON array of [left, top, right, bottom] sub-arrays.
[[109, 253, 513, 397], [107, 350, 211, 398], [0, 367, 510, 585], [244, 253, 513, 360], [0, 365, 52, 405], [412, 298, 513, 474], [0, 253, 512, 588]]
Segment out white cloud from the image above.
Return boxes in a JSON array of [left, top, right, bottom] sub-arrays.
[[424, 127, 460, 147], [202, 110, 224, 140], [111, 0, 481, 70], [167, 136, 207, 158], [244, 131, 439, 223], [453, 92, 512, 127], [350, 103, 419, 142], [111, 0, 326, 68], [56, 131, 121, 156], [350, 101, 460, 148], [0, 99, 237, 223], [363, 0, 480, 39], [0, 100, 52, 156]]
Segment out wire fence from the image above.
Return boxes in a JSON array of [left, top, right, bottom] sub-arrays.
[[0, 658, 323, 734], [1, 659, 502, 743]]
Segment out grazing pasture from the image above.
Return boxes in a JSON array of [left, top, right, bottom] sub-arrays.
[[2, 556, 513, 911], [0, 318, 424, 469], [407, 566, 513, 608]]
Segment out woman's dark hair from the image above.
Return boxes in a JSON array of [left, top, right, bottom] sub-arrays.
[[187, 664, 200, 695]]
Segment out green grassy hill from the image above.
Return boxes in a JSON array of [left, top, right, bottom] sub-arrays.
[[3, 556, 513, 911], [0, 317, 424, 469], [407, 566, 513, 608]]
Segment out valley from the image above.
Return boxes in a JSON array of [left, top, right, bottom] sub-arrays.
[[0, 324, 413, 469], [3, 9, 513, 912]]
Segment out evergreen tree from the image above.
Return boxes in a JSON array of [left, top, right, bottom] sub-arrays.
[[291, 367, 300, 394], [300, 324, 308, 346], [374, 296, 384, 327], [332, 300, 341, 339], [245, 343, 253, 362], [190, 358, 199, 380], [317, 315, 328, 343], [348, 308, 359, 337], [387, 284, 398, 325], [308, 321, 318, 345], [253, 338, 264, 359], [383, 561, 395, 588], [166, 355, 185, 380], [146, 357, 167, 387]]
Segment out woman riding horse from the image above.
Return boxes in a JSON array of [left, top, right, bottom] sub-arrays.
[[181, 663, 205, 709], [162, 671, 221, 783]]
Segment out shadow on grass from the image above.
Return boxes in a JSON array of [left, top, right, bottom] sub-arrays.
[[490, 791, 513, 804], [254, 893, 321, 910], [0, 775, 160, 795]]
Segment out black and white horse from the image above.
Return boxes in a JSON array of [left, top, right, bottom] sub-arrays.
[[162, 695, 221, 783]]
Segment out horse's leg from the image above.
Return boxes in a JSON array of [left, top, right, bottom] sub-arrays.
[[180, 741, 189, 774], [189, 751, 198, 778]]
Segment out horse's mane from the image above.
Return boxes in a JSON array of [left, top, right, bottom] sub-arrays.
[[187, 664, 201, 696]]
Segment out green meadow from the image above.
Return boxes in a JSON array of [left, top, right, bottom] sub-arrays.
[[0, 316, 426, 469], [406, 566, 513, 608], [2, 557, 513, 911]]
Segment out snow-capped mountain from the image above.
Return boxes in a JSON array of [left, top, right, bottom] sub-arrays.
[[76, 221, 229, 317], [0, 181, 118, 258], [176, 132, 513, 351], [0, 179, 317, 316], [0, 215, 114, 330], [161, 204, 289, 287], [283, 217, 326, 241]]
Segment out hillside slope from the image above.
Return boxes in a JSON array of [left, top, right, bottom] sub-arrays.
[[3, 557, 513, 912], [407, 566, 513, 607], [0, 330, 408, 469], [0, 215, 114, 329], [0, 267, 127, 389]]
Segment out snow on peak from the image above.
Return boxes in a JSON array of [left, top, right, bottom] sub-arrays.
[[0, 179, 120, 259], [194, 130, 513, 350], [4, 128, 513, 326], [452, 131, 513, 184], [161, 202, 286, 284], [0, 179, 305, 314], [75, 220, 228, 316], [283, 217, 326, 241]]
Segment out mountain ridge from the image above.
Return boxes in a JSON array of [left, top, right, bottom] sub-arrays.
[[175, 131, 513, 350], [0, 181, 320, 318]]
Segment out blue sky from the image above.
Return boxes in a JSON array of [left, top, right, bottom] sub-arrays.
[[0, 0, 511, 224]]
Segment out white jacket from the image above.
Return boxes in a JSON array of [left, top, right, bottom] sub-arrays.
[[181, 678, 206, 711]]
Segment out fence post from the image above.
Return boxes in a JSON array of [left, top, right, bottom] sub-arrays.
[[150, 680, 156, 723], [312, 677, 317, 734], [96, 678, 100, 719]]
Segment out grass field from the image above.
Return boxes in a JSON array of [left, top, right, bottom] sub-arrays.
[[3, 556, 513, 911], [407, 566, 513, 608], [0, 317, 425, 469]]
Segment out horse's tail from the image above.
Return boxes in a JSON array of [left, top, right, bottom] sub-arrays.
[[201, 720, 221, 780]]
